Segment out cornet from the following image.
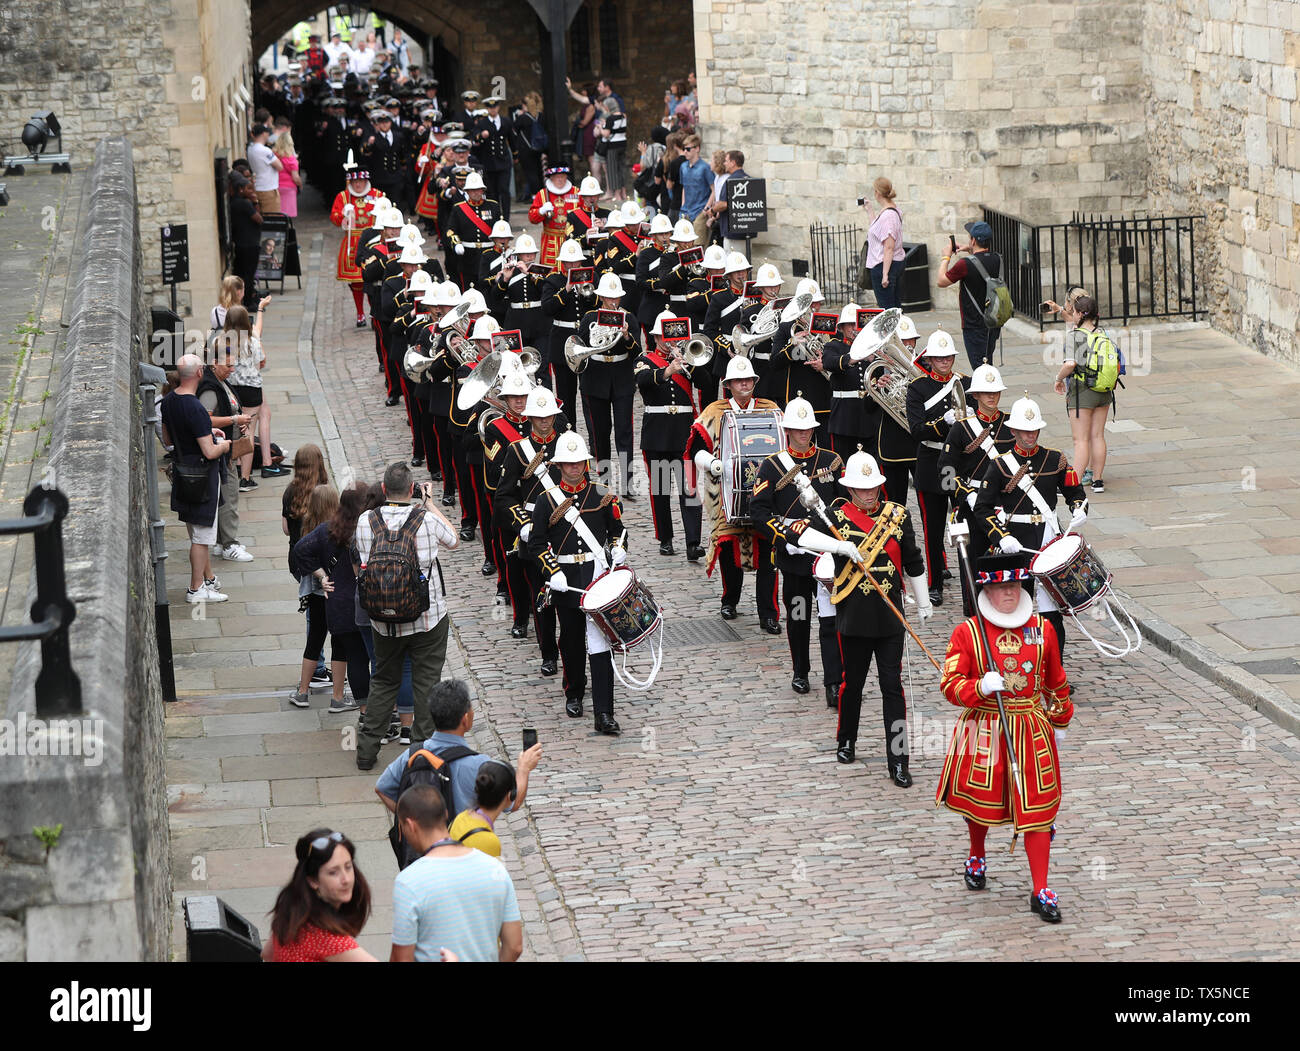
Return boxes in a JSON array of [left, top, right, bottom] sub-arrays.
[[672, 336, 713, 370]]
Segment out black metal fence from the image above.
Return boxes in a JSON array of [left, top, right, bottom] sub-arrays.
[[809, 222, 863, 303], [981, 207, 1204, 329], [0, 486, 80, 716]]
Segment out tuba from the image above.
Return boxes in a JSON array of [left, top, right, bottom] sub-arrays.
[[730, 298, 783, 358], [848, 309, 965, 429], [563, 312, 625, 374]]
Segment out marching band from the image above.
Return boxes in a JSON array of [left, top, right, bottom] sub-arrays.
[[324, 124, 1143, 926]]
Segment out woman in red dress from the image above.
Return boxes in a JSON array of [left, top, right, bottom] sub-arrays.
[[263, 828, 376, 961], [330, 158, 384, 326]]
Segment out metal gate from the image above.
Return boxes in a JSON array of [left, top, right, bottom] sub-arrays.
[[809, 222, 862, 303]]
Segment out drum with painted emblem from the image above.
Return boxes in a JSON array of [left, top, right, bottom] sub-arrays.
[[580, 566, 662, 652], [719, 409, 784, 524]]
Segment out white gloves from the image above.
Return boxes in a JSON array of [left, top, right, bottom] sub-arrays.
[[980, 671, 1005, 696], [796, 528, 863, 564], [416, 155, 427, 168], [905, 573, 933, 621], [611, 545, 627, 567], [1054, 729, 1067, 745], [539, 202, 554, 216], [1068, 507, 1087, 531], [547, 571, 569, 593], [342, 203, 355, 218], [943, 408, 957, 426], [454, 243, 466, 256], [519, 523, 532, 543], [966, 490, 977, 510], [834, 539, 863, 563], [999, 535, 1022, 555]]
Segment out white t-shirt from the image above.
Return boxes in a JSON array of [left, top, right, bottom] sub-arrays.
[[247, 142, 279, 191], [352, 45, 376, 74]]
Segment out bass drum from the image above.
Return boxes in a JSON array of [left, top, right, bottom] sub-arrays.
[[720, 409, 784, 524]]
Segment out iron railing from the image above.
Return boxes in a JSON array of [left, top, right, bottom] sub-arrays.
[[0, 486, 80, 716], [981, 207, 1204, 329], [809, 222, 863, 303]]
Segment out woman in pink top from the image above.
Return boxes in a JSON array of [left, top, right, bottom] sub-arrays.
[[274, 129, 302, 218], [263, 828, 376, 962], [862, 176, 905, 309]]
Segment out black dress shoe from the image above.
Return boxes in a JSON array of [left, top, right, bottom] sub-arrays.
[[720, 604, 738, 620], [356, 318, 369, 329], [1030, 890, 1062, 923], [431, 471, 443, 482], [943, 567, 953, 580], [540, 658, 558, 677], [825, 684, 839, 709], [760, 617, 781, 635], [929, 586, 944, 606], [594, 712, 621, 735], [791, 676, 810, 695], [459, 525, 477, 542], [565, 697, 583, 718], [510, 624, 528, 639], [686, 544, 705, 562], [481, 558, 496, 576], [410, 456, 424, 468], [889, 761, 914, 788], [964, 856, 987, 891], [385, 394, 402, 407], [442, 494, 457, 507], [659, 541, 675, 556], [836, 740, 855, 764]]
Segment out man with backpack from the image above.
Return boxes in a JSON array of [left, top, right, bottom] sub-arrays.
[[354, 460, 460, 770], [936, 220, 1013, 371], [374, 679, 542, 867]]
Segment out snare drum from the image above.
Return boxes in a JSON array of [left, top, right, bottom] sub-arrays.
[[1030, 533, 1112, 613], [720, 409, 784, 524], [580, 566, 662, 652]]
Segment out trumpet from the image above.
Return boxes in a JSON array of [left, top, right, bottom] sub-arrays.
[[672, 336, 713, 370]]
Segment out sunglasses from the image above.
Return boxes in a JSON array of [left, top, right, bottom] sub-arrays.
[[308, 830, 344, 855]]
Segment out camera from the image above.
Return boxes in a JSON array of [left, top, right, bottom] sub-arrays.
[[856, 196, 868, 206]]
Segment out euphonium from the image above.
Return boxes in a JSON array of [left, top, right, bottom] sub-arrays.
[[403, 345, 437, 382], [518, 346, 541, 377], [563, 313, 625, 373]]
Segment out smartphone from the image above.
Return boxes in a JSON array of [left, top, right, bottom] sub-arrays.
[[856, 196, 868, 206], [522, 728, 538, 752], [1039, 300, 1053, 314], [949, 234, 958, 253]]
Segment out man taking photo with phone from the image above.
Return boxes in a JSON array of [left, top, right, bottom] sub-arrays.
[[936, 220, 1004, 371]]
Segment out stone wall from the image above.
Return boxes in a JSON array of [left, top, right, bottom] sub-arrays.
[[1144, 0, 1300, 365], [694, 0, 1148, 279], [0, 139, 170, 961]]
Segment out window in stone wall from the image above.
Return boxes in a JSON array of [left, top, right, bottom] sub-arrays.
[[598, 1, 621, 72], [570, 6, 592, 75]]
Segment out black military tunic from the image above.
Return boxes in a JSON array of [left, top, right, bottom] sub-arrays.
[[635, 241, 672, 332], [973, 442, 1087, 554], [540, 271, 592, 413], [821, 335, 881, 460], [905, 367, 973, 590], [594, 230, 642, 318], [445, 196, 503, 291], [765, 321, 832, 420], [702, 283, 750, 382]]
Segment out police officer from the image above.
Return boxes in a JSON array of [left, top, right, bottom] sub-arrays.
[[526, 430, 628, 735], [750, 396, 845, 702]]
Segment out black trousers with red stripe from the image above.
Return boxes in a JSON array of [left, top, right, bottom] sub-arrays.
[[549, 358, 578, 426], [915, 488, 950, 588], [819, 614, 843, 691], [642, 451, 701, 547], [555, 605, 613, 716], [581, 389, 635, 493], [472, 462, 498, 568], [718, 536, 778, 620], [432, 413, 455, 495], [836, 630, 906, 760], [450, 433, 477, 528], [377, 321, 401, 399], [782, 572, 841, 685], [524, 561, 557, 661], [881, 460, 913, 513]]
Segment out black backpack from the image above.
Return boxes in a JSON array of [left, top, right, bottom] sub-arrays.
[[387, 744, 479, 869]]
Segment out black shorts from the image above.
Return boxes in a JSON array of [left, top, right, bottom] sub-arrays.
[[231, 384, 263, 408]]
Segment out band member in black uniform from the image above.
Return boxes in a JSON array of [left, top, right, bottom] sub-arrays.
[[390, 268, 437, 468], [493, 233, 552, 374], [973, 396, 1088, 663], [493, 385, 569, 675], [540, 238, 594, 412], [702, 251, 752, 386], [875, 313, 923, 508], [634, 311, 710, 560], [415, 281, 464, 502], [906, 329, 971, 606], [739, 263, 784, 400], [379, 236, 430, 418], [576, 273, 641, 496], [750, 396, 845, 702], [768, 279, 832, 423], [634, 213, 676, 332], [796, 451, 933, 782], [362, 109, 410, 211], [823, 303, 881, 462], [527, 430, 628, 735], [479, 219, 515, 318], [445, 171, 502, 291], [354, 201, 396, 375], [663, 243, 725, 405], [481, 365, 536, 634], [460, 316, 506, 587], [938, 362, 1014, 613], [565, 176, 609, 245], [433, 311, 488, 543], [473, 96, 515, 222], [592, 209, 643, 321]]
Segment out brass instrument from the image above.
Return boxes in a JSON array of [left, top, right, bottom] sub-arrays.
[[848, 309, 965, 429], [438, 299, 472, 336], [518, 346, 542, 377], [563, 312, 626, 373], [671, 336, 713, 371], [446, 332, 479, 366], [730, 298, 782, 358], [403, 345, 437, 382]]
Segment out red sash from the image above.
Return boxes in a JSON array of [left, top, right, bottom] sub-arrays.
[[495, 418, 523, 443], [571, 210, 593, 232], [645, 350, 695, 401], [613, 231, 638, 255], [457, 201, 493, 238], [840, 503, 903, 575]]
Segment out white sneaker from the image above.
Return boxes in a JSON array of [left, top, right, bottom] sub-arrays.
[[220, 543, 254, 562], [186, 582, 228, 603]]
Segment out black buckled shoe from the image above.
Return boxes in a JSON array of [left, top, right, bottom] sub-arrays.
[[964, 856, 987, 891], [760, 617, 781, 635], [1030, 889, 1062, 923], [825, 684, 839, 709], [594, 712, 621, 735], [889, 761, 914, 788], [686, 544, 706, 562], [481, 558, 496, 576], [540, 658, 558, 677], [459, 524, 476, 542], [385, 394, 402, 407], [659, 541, 675, 556], [565, 697, 583, 718], [720, 604, 738, 620], [929, 586, 944, 606], [836, 740, 855, 764], [410, 456, 424, 467], [510, 623, 528, 639], [791, 676, 810, 695]]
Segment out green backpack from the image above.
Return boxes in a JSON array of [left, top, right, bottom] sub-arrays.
[[964, 252, 1014, 329], [1079, 327, 1120, 392]]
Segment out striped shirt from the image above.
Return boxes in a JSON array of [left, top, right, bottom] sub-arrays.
[[606, 111, 627, 145], [354, 501, 457, 636], [392, 850, 521, 962]]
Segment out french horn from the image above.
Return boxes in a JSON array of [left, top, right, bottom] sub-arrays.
[[563, 315, 625, 374], [729, 297, 783, 358]]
